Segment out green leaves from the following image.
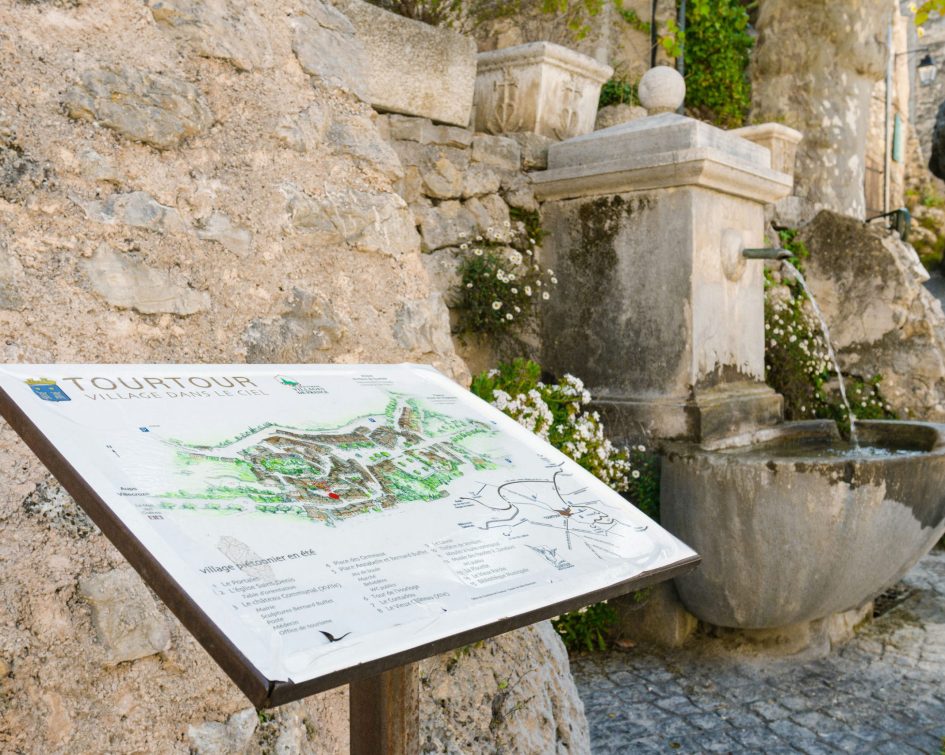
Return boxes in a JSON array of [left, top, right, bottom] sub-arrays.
[[683, 0, 753, 128]]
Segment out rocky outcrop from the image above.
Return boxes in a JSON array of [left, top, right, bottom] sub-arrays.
[[750, 0, 888, 219], [797, 210, 945, 419], [0, 1, 585, 752]]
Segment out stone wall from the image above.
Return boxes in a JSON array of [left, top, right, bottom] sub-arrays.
[[376, 113, 551, 371], [0, 1, 588, 752]]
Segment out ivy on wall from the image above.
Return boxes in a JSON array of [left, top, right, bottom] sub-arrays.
[[682, 0, 754, 128]]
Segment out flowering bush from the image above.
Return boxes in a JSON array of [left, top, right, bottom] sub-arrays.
[[454, 213, 556, 337], [472, 359, 660, 651], [471, 359, 634, 491], [765, 231, 896, 427]]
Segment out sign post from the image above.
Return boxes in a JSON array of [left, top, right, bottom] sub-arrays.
[[350, 663, 420, 755], [0, 363, 698, 744]]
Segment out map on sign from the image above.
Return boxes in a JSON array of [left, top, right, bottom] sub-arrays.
[[0, 364, 697, 703]]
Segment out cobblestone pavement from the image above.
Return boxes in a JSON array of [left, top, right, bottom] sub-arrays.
[[573, 549, 945, 754]]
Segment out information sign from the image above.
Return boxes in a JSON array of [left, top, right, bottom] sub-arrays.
[[0, 364, 698, 707]]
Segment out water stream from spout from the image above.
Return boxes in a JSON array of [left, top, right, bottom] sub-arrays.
[[781, 261, 859, 445]]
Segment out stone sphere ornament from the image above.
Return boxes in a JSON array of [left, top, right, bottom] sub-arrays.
[[638, 66, 686, 114]]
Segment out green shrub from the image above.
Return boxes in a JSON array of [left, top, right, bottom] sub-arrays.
[[683, 0, 753, 128], [599, 78, 639, 108], [454, 217, 554, 338], [551, 601, 617, 651]]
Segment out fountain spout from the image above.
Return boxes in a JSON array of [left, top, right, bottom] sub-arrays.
[[742, 247, 792, 260]]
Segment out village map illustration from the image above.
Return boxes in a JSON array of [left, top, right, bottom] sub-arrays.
[[152, 391, 643, 561]]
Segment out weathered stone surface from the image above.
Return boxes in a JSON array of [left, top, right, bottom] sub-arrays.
[[78, 569, 172, 665], [471, 134, 521, 173], [502, 174, 538, 212], [0, 112, 50, 202], [393, 294, 454, 355], [336, 0, 477, 126], [82, 244, 210, 316], [187, 707, 257, 754], [195, 212, 252, 256], [506, 131, 550, 172], [82, 191, 188, 234], [328, 112, 403, 181], [474, 42, 611, 139], [391, 142, 470, 200], [730, 122, 803, 177], [383, 114, 473, 148], [283, 184, 420, 255], [465, 193, 511, 242], [750, 0, 888, 218], [77, 148, 122, 185], [150, 0, 274, 71], [594, 103, 647, 131], [415, 200, 478, 251], [663, 420, 945, 628], [243, 288, 343, 361], [796, 210, 945, 419], [64, 66, 213, 150], [0, 235, 25, 311], [420, 623, 590, 754], [462, 163, 501, 198], [290, 0, 367, 98], [420, 246, 464, 305], [614, 582, 697, 648], [22, 475, 97, 539], [274, 103, 329, 153]]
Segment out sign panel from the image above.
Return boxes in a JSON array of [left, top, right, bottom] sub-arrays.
[[0, 364, 698, 706]]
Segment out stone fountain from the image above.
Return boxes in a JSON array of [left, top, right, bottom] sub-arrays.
[[533, 67, 945, 644]]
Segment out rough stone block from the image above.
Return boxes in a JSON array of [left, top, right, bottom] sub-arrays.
[[393, 294, 454, 355], [328, 112, 403, 181], [78, 569, 171, 665], [614, 582, 697, 648], [243, 288, 343, 361], [415, 200, 478, 251], [383, 114, 473, 148], [335, 0, 477, 127], [465, 193, 511, 242], [187, 708, 257, 755], [82, 244, 210, 316], [471, 134, 520, 173], [195, 212, 253, 257], [595, 103, 647, 131], [290, 0, 367, 98], [474, 42, 612, 139], [64, 66, 213, 150], [150, 0, 274, 71], [81, 191, 188, 235], [462, 164, 501, 198], [283, 184, 419, 256], [508, 131, 553, 170]]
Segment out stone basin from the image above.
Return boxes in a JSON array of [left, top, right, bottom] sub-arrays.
[[660, 420, 945, 629]]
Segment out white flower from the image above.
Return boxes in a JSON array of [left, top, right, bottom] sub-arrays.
[[524, 286, 532, 296], [460, 243, 469, 250], [505, 313, 513, 321], [542, 291, 550, 300], [510, 287, 518, 294], [474, 248, 483, 256], [632, 470, 640, 479], [492, 301, 502, 310], [551, 277, 558, 285], [466, 282, 473, 288]]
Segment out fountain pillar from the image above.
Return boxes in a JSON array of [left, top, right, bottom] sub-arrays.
[[532, 68, 797, 442]]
